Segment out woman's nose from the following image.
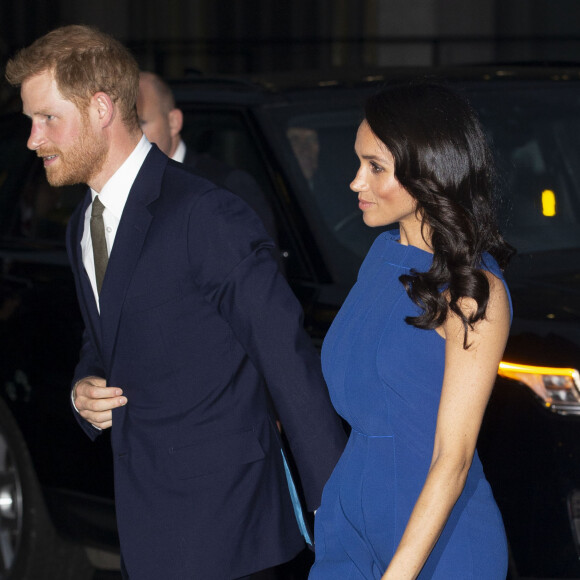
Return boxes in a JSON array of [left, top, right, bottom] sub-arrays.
[[350, 167, 367, 193]]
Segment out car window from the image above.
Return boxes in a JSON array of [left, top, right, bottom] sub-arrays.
[[0, 115, 84, 244], [260, 104, 387, 286], [273, 83, 580, 286], [471, 86, 580, 254], [180, 107, 313, 280], [181, 109, 274, 203], [285, 110, 386, 256]]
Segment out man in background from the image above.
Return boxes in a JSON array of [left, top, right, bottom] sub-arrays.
[[137, 71, 278, 243]]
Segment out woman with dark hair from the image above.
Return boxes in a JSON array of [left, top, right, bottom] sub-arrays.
[[309, 83, 513, 580]]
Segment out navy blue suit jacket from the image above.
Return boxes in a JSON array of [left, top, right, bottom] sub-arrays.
[[66, 145, 346, 579]]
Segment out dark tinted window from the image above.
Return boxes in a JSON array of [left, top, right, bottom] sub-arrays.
[[0, 115, 84, 244], [272, 83, 580, 284], [469, 85, 580, 254], [180, 107, 312, 280], [181, 109, 274, 202]]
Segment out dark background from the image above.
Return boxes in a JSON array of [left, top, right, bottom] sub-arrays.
[[2, 2, 580, 578], [2, 0, 580, 86]]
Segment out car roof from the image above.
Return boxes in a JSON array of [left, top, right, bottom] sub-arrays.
[[170, 64, 580, 106]]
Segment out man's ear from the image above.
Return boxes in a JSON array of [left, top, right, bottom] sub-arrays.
[[168, 108, 183, 138], [91, 92, 115, 127]]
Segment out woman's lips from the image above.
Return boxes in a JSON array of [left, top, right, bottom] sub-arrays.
[[358, 198, 374, 210]]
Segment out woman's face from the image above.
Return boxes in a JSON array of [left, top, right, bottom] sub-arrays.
[[350, 120, 420, 232]]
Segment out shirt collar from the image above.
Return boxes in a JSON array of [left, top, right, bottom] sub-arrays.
[[90, 135, 152, 220], [172, 139, 186, 163]]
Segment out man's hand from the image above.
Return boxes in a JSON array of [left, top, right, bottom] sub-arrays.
[[73, 376, 127, 430]]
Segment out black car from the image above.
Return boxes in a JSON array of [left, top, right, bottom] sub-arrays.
[[1, 66, 580, 580]]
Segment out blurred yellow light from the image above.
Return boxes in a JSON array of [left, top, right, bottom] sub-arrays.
[[499, 362, 577, 378], [498, 361, 579, 401], [542, 190, 556, 216]]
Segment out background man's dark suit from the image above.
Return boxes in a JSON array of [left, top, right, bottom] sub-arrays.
[[66, 145, 346, 579], [182, 147, 279, 245]]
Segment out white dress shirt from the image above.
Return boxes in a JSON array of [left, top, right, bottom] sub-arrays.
[[80, 135, 151, 310], [172, 139, 186, 163]]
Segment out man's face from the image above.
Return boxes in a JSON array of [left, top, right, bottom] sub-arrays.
[[21, 70, 107, 187], [137, 78, 173, 156], [287, 127, 320, 182]]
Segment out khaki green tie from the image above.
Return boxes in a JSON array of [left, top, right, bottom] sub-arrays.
[[90, 196, 108, 294]]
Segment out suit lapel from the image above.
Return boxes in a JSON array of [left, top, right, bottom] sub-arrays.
[[71, 189, 104, 359], [98, 146, 168, 370]]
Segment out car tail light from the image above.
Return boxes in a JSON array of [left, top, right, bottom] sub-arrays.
[[498, 362, 580, 415]]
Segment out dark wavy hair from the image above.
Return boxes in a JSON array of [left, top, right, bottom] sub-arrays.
[[364, 81, 514, 347]]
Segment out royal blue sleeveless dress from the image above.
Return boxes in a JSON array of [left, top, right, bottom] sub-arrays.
[[309, 230, 509, 580]]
